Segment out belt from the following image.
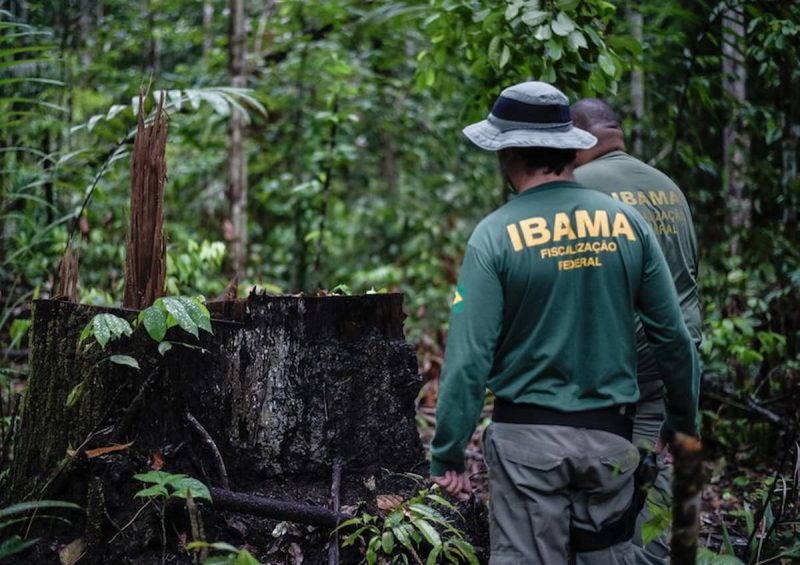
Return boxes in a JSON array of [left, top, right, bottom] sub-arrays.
[[492, 398, 634, 441]]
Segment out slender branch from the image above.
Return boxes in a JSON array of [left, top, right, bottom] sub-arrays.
[[185, 411, 230, 490], [108, 500, 154, 543], [111, 370, 160, 443], [313, 97, 339, 281], [207, 487, 352, 528], [328, 457, 343, 565]]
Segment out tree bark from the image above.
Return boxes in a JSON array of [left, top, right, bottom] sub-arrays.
[[202, 0, 214, 62], [671, 434, 705, 565], [628, 7, 644, 158], [226, 0, 248, 276], [122, 91, 167, 309], [5, 293, 425, 562], [721, 6, 750, 253]]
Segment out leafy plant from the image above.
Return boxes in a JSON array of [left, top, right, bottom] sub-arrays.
[[133, 470, 211, 502], [186, 541, 261, 565], [79, 313, 133, 349], [337, 487, 478, 565], [0, 500, 81, 559]]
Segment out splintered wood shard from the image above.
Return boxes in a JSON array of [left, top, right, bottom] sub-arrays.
[[57, 248, 80, 302], [123, 89, 168, 309]]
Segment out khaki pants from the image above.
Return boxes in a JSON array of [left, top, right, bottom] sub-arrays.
[[484, 423, 639, 565], [632, 381, 672, 564]]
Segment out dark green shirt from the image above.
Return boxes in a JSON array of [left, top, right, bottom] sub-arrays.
[[429, 180, 699, 475], [574, 151, 702, 383]]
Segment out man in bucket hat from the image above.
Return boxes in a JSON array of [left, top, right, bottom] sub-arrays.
[[429, 81, 700, 564]]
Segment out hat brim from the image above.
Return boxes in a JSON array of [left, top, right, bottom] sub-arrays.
[[463, 119, 597, 151]]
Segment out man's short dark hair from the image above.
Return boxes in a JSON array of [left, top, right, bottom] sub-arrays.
[[571, 98, 620, 131], [501, 147, 577, 175]]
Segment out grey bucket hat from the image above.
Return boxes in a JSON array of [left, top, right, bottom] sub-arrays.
[[463, 81, 597, 151]]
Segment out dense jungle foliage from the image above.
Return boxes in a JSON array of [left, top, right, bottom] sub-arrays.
[[1, 0, 798, 563]]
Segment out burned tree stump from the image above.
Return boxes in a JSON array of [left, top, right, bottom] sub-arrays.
[[5, 292, 425, 563]]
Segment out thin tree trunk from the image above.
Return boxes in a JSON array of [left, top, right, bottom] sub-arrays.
[[226, 0, 248, 276], [202, 0, 213, 62], [253, 0, 276, 58], [721, 6, 749, 254], [780, 43, 798, 228], [628, 7, 644, 158]]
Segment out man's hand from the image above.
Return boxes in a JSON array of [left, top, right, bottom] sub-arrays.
[[654, 435, 674, 465], [430, 470, 472, 501]]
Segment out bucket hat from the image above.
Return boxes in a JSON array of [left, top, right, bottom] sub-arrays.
[[463, 81, 597, 151]]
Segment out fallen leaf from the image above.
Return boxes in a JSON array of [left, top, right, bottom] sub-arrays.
[[84, 442, 134, 459], [59, 537, 85, 565], [150, 451, 164, 470], [377, 494, 404, 513]]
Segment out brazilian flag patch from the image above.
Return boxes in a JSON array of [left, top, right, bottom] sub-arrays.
[[451, 285, 466, 313]]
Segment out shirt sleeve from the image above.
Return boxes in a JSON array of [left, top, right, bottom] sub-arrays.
[[635, 225, 700, 439], [429, 243, 503, 475]]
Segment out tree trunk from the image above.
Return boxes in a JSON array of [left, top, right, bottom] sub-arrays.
[[5, 293, 425, 562], [722, 6, 750, 253], [226, 0, 248, 276], [202, 0, 214, 62], [671, 434, 705, 564], [628, 6, 644, 158]]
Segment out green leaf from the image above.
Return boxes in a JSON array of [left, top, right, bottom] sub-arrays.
[[449, 539, 479, 565], [534, 23, 552, 41], [598, 52, 616, 76], [134, 484, 169, 498], [411, 518, 441, 550], [93, 314, 111, 348], [168, 476, 212, 501], [109, 355, 140, 369], [0, 500, 81, 519], [499, 44, 511, 69], [556, 0, 580, 9], [551, 12, 576, 36], [175, 296, 212, 335], [392, 524, 414, 551], [568, 30, 587, 51], [162, 297, 199, 338], [381, 530, 394, 554], [66, 381, 85, 408], [233, 549, 261, 565], [426, 544, 441, 565], [133, 470, 175, 485], [141, 305, 168, 342], [0, 536, 40, 559], [546, 39, 563, 61], [366, 536, 380, 565], [641, 500, 671, 545], [521, 10, 547, 27], [91, 313, 133, 349], [158, 341, 172, 356], [79, 320, 93, 344]]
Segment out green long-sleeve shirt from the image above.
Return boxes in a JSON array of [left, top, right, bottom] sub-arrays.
[[574, 151, 702, 383], [429, 180, 699, 475]]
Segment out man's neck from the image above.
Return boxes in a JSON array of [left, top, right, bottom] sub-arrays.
[[574, 128, 625, 166], [513, 170, 574, 193]]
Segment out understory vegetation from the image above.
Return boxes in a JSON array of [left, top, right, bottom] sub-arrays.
[[1, 1, 798, 563]]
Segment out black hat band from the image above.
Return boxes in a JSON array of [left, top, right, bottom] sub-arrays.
[[490, 95, 571, 125]]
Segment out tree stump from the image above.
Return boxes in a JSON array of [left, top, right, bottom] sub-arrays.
[[4, 293, 426, 563]]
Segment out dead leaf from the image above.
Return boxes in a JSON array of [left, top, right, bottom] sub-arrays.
[[84, 442, 134, 459], [288, 542, 303, 564], [150, 450, 164, 470], [59, 537, 85, 565], [377, 494, 404, 513]]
